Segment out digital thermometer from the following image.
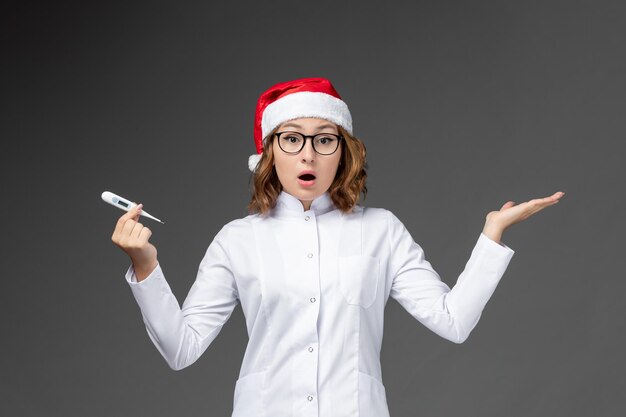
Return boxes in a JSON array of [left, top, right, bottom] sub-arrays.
[[101, 191, 165, 224]]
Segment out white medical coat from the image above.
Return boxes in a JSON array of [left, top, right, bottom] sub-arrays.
[[125, 190, 515, 417]]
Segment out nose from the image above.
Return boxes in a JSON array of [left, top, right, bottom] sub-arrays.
[[300, 138, 316, 163]]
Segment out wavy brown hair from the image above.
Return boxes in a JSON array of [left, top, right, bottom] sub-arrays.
[[247, 125, 368, 216]]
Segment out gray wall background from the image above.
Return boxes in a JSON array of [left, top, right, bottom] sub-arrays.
[[2, 0, 624, 415]]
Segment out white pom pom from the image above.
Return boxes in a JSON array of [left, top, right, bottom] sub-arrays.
[[248, 153, 262, 172]]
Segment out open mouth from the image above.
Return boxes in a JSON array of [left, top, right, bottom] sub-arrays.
[[298, 173, 316, 181]]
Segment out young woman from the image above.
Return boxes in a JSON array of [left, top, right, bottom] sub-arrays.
[[111, 77, 564, 417]]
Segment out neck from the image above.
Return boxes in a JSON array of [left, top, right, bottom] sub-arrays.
[[300, 200, 312, 211]]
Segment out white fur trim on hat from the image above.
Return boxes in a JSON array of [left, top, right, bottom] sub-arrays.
[[261, 91, 352, 142], [248, 153, 262, 172]]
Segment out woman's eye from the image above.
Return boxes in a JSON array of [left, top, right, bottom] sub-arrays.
[[318, 137, 333, 144], [287, 137, 298, 143]]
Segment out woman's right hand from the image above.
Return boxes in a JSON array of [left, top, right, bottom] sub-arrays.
[[111, 203, 158, 281]]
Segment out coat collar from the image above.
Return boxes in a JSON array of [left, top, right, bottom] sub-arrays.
[[273, 190, 335, 218]]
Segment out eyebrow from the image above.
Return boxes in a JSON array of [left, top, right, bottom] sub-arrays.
[[280, 122, 337, 131]]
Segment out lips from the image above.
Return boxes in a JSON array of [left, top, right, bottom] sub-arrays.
[[297, 170, 317, 188], [298, 171, 317, 181]]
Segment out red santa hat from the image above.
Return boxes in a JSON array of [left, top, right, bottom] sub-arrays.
[[249, 77, 353, 171]]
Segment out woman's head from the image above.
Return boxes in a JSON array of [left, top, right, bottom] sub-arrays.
[[247, 77, 366, 215], [248, 117, 367, 215]]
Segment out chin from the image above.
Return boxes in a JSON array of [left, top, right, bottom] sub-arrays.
[[292, 189, 319, 200], [289, 184, 324, 199]]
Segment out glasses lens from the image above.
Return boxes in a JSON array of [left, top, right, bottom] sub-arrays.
[[313, 134, 340, 155], [279, 132, 304, 153]]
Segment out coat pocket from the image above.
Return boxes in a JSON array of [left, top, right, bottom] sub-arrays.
[[338, 255, 380, 308], [232, 369, 267, 417]]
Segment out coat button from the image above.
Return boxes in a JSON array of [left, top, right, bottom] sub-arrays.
[[307, 395, 314, 401], [310, 297, 316, 303], [307, 253, 313, 258], [308, 346, 314, 352], [305, 216, 310, 221]]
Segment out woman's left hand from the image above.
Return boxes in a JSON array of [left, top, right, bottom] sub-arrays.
[[482, 191, 565, 244]]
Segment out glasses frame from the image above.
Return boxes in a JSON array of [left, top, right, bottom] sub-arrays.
[[274, 131, 343, 155]]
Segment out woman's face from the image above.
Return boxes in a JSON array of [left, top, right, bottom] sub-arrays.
[[272, 117, 342, 211]]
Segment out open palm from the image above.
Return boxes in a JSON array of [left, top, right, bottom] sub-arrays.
[[486, 191, 565, 230]]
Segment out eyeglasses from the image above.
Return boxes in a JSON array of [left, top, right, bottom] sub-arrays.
[[274, 131, 343, 155]]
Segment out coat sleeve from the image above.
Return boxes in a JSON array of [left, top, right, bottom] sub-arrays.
[[387, 211, 514, 343], [124, 225, 240, 369]]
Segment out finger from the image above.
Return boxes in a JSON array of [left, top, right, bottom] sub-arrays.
[[117, 203, 143, 225], [525, 192, 564, 209], [500, 201, 515, 211], [542, 192, 564, 202], [551, 191, 565, 201], [528, 199, 559, 216], [536, 195, 562, 207], [139, 226, 152, 243], [121, 216, 139, 237], [527, 197, 553, 209], [133, 204, 143, 221], [130, 221, 144, 239]]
